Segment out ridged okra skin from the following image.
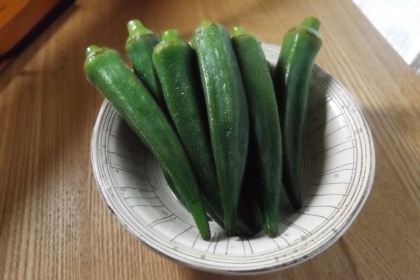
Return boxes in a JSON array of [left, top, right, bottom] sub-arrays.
[[191, 21, 250, 234], [84, 46, 210, 240], [155, 30, 262, 236], [125, 20, 164, 107], [232, 26, 283, 237], [273, 17, 322, 209], [153, 29, 223, 226]]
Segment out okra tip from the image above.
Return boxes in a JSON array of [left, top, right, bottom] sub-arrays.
[[161, 29, 181, 42], [232, 26, 246, 37], [300, 17, 321, 32], [127, 19, 154, 38]]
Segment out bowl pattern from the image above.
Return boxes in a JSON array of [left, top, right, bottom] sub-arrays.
[[90, 43, 375, 274]]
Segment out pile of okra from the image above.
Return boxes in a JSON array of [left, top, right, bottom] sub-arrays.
[[84, 18, 322, 241]]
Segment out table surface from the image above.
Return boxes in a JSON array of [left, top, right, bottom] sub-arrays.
[[1, 0, 420, 279]]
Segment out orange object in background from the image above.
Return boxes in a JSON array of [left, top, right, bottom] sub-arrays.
[[0, 0, 74, 72]]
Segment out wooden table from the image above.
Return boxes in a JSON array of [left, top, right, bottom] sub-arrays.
[[1, 0, 420, 279]]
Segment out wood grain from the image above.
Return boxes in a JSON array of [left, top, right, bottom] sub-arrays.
[[1, 0, 420, 279]]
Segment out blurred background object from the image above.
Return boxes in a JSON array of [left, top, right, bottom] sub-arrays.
[[2, 0, 419, 75], [0, 0, 74, 73], [353, 0, 420, 74]]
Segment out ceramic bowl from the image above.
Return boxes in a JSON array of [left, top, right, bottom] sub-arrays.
[[90, 43, 375, 275]]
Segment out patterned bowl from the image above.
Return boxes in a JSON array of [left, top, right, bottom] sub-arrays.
[[90, 43, 375, 275]]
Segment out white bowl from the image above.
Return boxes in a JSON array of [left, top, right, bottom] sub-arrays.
[[90, 43, 375, 275]]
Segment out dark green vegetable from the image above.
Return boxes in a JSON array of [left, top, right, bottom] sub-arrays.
[[160, 163, 187, 207], [153, 29, 223, 224], [161, 163, 224, 224], [191, 21, 249, 234], [153, 29, 261, 237], [84, 45, 210, 240], [232, 26, 283, 237], [125, 19, 164, 107], [273, 17, 322, 209]]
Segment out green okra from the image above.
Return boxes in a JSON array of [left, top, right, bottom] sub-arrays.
[[154, 29, 262, 236], [191, 21, 250, 235], [153, 29, 223, 224], [125, 19, 164, 107], [273, 17, 322, 209], [84, 45, 210, 240], [232, 26, 283, 237]]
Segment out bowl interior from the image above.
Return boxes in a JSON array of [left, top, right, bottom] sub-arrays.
[[90, 43, 375, 275]]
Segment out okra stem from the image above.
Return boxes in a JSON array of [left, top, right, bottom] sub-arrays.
[[127, 19, 154, 39], [300, 17, 321, 32], [232, 26, 246, 36], [161, 29, 181, 42]]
